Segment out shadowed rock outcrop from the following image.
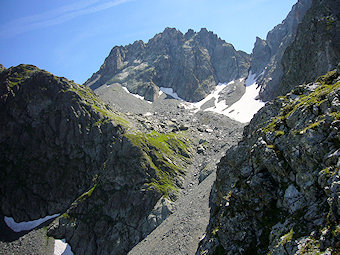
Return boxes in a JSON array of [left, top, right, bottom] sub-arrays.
[[0, 64, 124, 221], [0, 64, 193, 254]]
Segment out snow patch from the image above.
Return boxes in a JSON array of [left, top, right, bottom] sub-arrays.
[[182, 72, 265, 123], [54, 239, 74, 255], [144, 112, 153, 117], [222, 71, 265, 123], [223, 80, 265, 123], [191, 81, 234, 111], [245, 71, 257, 87], [159, 87, 184, 101], [122, 87, 152, 104], [4, 214, 60, 232]]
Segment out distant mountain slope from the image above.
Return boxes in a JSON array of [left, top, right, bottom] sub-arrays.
[[85, 28, 250, 102]]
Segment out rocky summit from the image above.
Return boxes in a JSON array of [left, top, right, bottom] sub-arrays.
[[250, 0, 313, 101], [0, 0, 339, 255], [85, 27, 250, 102]]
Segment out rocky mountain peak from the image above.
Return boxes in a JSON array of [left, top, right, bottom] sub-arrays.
[[85, 27, 250, 102], [250, 36, 271, 75], [278, 0, 340, 97], [0, 64, 5, 72], [249, 0, 313, 101], [185, 28, 196, 39]]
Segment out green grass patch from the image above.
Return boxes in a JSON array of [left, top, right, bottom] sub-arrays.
[[125, 131, 192, 199], [277, 228, 294, 247], [7, 64, 37, 89], [274, 130, 285, 137], [77, 184, 97, 202], [69, 84, 129, 127]]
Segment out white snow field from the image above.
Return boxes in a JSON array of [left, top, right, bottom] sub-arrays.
[[54, 239, 74, 255], [222, 71, 265, 123], [180, 71, 265, 123], [4, 214, 59, 232], [4, 214, 73, 255], [122, 87, 152, 104], [159, 87, 184, 100]]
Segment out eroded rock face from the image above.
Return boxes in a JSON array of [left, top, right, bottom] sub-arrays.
[[48, 130, 193, 255], [85, 28, 250, 102], [249, 0, 313, 101], [197, 70, 340, 254], [278, 0, 340, 98], [0, 64, 124, 221], [0, 64, 193, 255]]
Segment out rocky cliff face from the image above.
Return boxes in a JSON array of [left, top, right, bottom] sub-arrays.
[[250, 0, 312, 101], [278, 0, 340, 98], [0, 64, 123, 221], [0, 64, 194, 254], [85, 28, 250, 102], [197, 69, 340, 254]]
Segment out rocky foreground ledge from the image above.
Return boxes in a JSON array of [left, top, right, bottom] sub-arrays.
[[197, 69, 340, 254]]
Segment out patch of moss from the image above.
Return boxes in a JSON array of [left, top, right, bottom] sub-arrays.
[[277, 228, 294, 247], [266, 144, 275, 149], [331, 225, 340, 237], [212, 226, 219, 236], [326, 16, 336, 30], [7, 65, 37, 89], [297, 118, 325, 135], [125, 131, 192, 200], [274, 130, 285, 137], [69, 84, 129, 127], [77, 184, 97, 202], [262, 116, 285, 133], [61, 213, 71, 219]]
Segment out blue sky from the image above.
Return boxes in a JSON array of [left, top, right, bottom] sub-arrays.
[[0, 0, 297, 84]]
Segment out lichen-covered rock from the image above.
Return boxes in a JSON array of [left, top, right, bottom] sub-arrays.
[[85, 28, 250, 102], [197, 70, 340, 255]]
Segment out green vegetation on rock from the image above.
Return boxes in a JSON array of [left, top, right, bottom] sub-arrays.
[[6, 64, 37, 89], [68, 83, 129, 127], [125, 131, 192, 199], [262, 70, 340, 135]]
